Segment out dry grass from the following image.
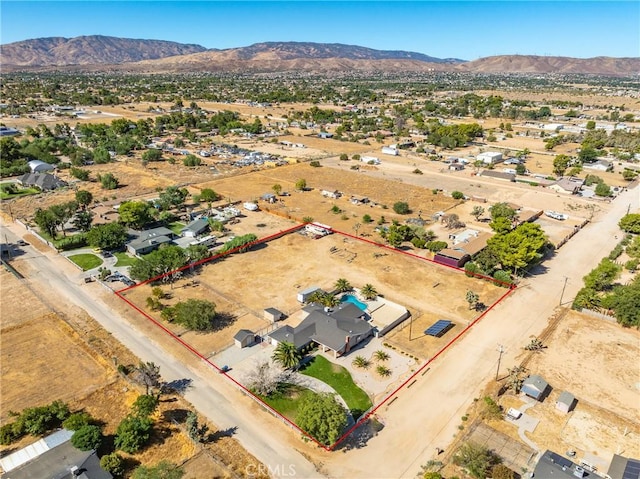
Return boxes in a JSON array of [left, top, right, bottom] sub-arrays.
[[0, 313, 115, 422], [122, 227, 505, 359]]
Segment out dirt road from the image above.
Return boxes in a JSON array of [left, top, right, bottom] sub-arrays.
[[320, 183, 639, 478], [0, 222, 322, 479]]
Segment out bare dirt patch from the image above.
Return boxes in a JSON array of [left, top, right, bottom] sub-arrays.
[[524, 311, 640, 423], [122, 229, 506, 360]]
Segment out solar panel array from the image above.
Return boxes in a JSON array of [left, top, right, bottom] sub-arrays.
[[424, 319, 454, 337], [623, 458, 640, 479]]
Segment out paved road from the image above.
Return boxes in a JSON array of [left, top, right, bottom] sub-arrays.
[[0, 221, 322, 479], [322, 183, 639, 478]]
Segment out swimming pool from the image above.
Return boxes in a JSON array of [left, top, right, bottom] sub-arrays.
[[341, 294, 367, 311]]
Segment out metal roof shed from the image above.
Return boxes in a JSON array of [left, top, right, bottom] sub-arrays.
[[521, 374, 550, 401], [556, 391, 576, 413]]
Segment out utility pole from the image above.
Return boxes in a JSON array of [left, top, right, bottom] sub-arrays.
[[496, 344, 504, 381], [559, 276, 569, 306]]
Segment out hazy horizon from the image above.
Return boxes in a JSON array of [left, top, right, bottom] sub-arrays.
[[1, 1, 639, 60]]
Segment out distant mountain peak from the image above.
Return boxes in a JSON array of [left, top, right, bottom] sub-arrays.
[[0, 35, 207, 66]]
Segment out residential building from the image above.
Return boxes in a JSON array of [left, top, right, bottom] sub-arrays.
[[0, 429, 112, 479], [479, 170, 516, 182], [269, 303, 373, 357], [547, 176, 584, 195], [126, 227, 175, 256], [477, 151, 503, 164], [18, 172, 67, 191], [180, 218, 209, 238], [533, 450, 594, 479]]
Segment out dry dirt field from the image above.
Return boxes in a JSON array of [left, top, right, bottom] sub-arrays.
[[121, 226, 506, 362], [197, 161, 458, 225], [447, 309, 640, 476]]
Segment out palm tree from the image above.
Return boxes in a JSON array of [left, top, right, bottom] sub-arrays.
[[324, 294, 341, 308], [373, 350, 390, 362], [360, 284, 378, 301], [308, 290, 327, 305], [376, 365, 392, 377], [272, 341, 302, 370], [334, 278, 353, 293], [352, 356, 370, 369]]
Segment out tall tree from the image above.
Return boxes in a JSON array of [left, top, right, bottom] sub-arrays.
[[118, 201, 154, 229], [296, 392, 347, 446], [75, 190, 93, 208], [86, 222, 128, 250]]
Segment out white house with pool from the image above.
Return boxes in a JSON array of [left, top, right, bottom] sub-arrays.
[[268, 288, 410, 357]]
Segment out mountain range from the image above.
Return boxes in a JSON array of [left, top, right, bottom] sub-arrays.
[[1, 36, 638, 75]]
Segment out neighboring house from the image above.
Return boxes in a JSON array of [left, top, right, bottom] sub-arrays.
[[317, 132, 333, 139], [433, 248, 471, 268], [126, 227, 175, 256], [477, 151, 503, 164], [0, 125, 20, 136], [479, 170, 516, 182], [18, 172, 67, 191], [533, 450, 593, 479], [0, 429, 112, 479], [180, 218, 209, 238], [583, 159, 613, 172], [456, 232, 491, 257], [269, 303, 373, 357], [608, 454, 640, 479], [233, 329, 256, 349], [547, 176, 584, 195], [521, 374, 550, 401], [449, 163, 465, 171], [28, 159, 55, 173], [556, 391, 576, 413]]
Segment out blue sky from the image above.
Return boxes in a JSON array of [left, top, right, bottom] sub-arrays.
[[1, 1, 638, 59]]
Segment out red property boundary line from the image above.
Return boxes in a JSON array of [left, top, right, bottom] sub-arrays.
[[115, 222, 516, 451]]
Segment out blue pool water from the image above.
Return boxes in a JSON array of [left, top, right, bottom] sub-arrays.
[[341, 294, 367, 311]]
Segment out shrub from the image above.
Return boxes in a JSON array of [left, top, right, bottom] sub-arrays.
[[425, 241, 447, 252], [71, 424, 103, 451], [362, 214, 373, 223], [63, 412, 92, 431], [339, 153, 349, 161], [451, 191, 465, 200], [100, 453, 125, 477], [412, 168, 423, 175], [309, 160, 321, 167], [464, 262, 480, 278], [393, 202, 410, 215], [493, 270, 512, 286]]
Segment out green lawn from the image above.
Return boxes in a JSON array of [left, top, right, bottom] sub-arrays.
[[114, 251, 137, 267], [167, 221, 186, 235], [0, 183, 40, 200], [259, 385, 318, 422], [68, 253, 103, 271], [300, 355, 372, 419]]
